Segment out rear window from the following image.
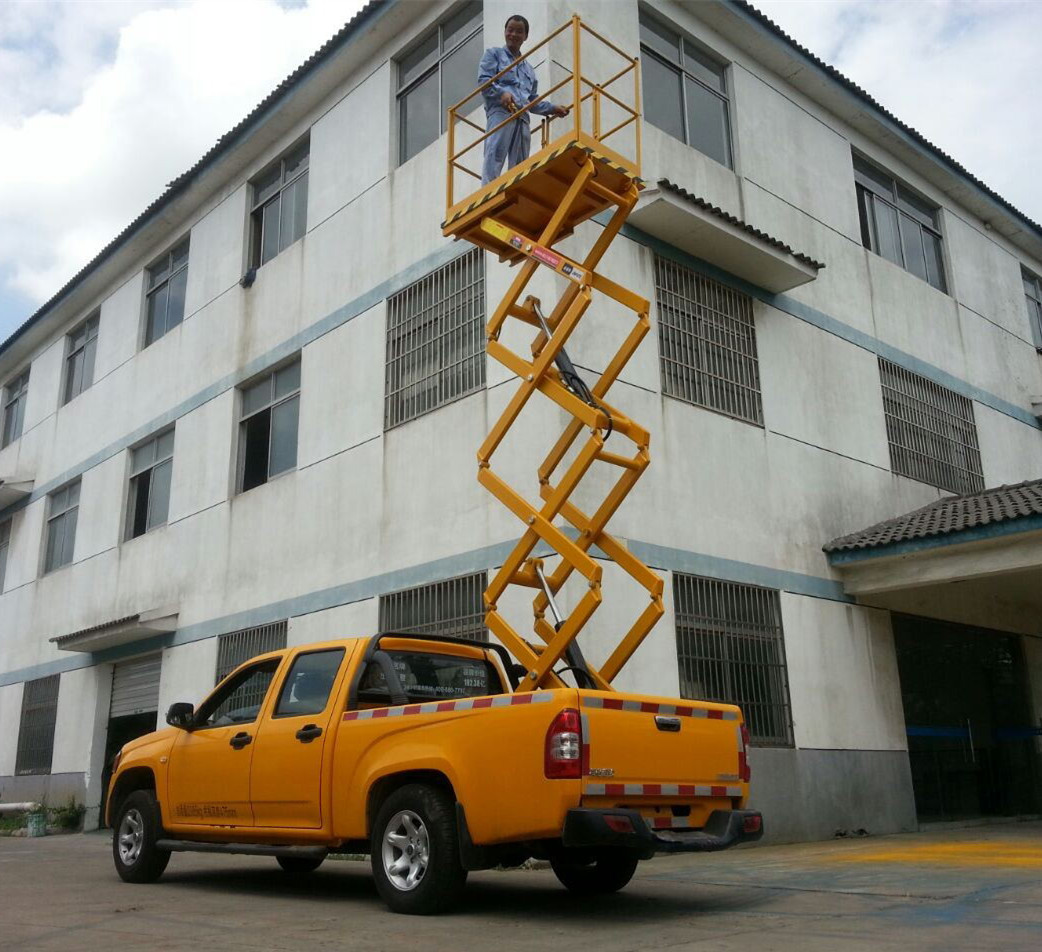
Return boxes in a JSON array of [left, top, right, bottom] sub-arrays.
[[358, 651, 503, 704]]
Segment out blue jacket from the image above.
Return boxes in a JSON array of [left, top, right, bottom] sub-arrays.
[[478, 46, 557, 117]]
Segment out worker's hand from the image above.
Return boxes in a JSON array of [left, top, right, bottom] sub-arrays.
[[500, 91, 516, 111], [550, 104, 570, 119]]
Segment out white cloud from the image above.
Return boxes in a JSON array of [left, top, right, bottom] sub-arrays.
[[0, 0, 365, 341], [753, 0, 1042, 222]]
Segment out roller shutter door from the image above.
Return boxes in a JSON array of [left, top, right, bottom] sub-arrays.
[[109, 654, 162, 718]]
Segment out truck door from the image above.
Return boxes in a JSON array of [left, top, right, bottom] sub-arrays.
[[249, 646, 353, 829], [166, 658, 281, 827]]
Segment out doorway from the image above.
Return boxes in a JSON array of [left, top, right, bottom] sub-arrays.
[[893, 615, 1040, 821]]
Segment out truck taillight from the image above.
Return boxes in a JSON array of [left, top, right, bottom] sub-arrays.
[[545, 708, 582, 779], [739, 724, 751, 783]]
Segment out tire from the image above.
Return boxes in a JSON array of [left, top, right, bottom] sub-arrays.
[[550, 848, 639, 895], [370, 783, 467, 915], [277, 855, 325, 874], [112, 789, 171, 884]]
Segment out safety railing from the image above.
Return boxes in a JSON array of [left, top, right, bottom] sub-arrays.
[[445, 14, 641, 214]]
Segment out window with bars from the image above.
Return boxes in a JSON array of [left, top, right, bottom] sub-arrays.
[[126, 429, 174, 539], [397, 1, 483, 165], [879, 358, 984, 496], [673, 574, 792, 746], [379, 572, 488, 642], [639, 12, 732, 168], [44, 480, 80, 574], [250, 140, 309, 268], [2, 368, 29, 448], [385, 249, 485, 429], [0, 519, 10, 593], [15, 674, 60, 775], [145, 240, 189, 347], [1022, 269, 1042, 352], [654, 255, 762, 425], [238, 359, 300, 493], [854, 154, 946, 293], [214, 620, 288, 684], [63, 313, 99, 404]]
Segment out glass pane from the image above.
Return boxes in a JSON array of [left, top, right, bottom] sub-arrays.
[[442, 1, 481, 52], [896, 184, 938, 228], [82, 337, 96, 392], [924, 231, 947, 293], [852, 155, 896, 200], [400, 71, 440, 164], [204, 664, 278, 727], [274, 361, 301, 399], [640, 14, 681, 64], [275, 649, 345, 716], [148, 258, 169, 290], [269, 395, 299, 477], [442, 30, 483, 121], [167, 267, 187, 329], [68, 481, 80, 506], [685, 77, 731, 167], [642, 53, 685, 142], [157, 429, 175, 460], [171, 241, 189, 271], [128, 470, 150, 539], [131, 439, 156, 473], [1024, 275, 1039, 299], [146, 284, 168, 345], [65, 351, 83, 403], [399, 30, 438, 88], [683, 43, 726, 93], [45, 517, 62, 572], [253, 165, 281, 207], [899, 214, 928, 281], [1029, 299, 1042, 349], [60, 508, 77, 566], [243, 376, 273, 417], [279, 175, 307, 253], [283, 143, 309, 181], [871, 196, 903, 266], [146, 459, 172, 530], [260, 196, 281, 265]]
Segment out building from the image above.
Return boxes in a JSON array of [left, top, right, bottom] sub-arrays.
[[0, 0, 1040, 839]]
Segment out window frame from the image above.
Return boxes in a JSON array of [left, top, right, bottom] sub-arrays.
[[15, 674, 60, 776], [237, 358, 302, 494], [395, 1, 483, 166], [43, 480, 80, 574], [125, 428, 175, 540], [853, 153, 947, 293], [2, 367, 30, 448], [1022, 268, 1042, 352], [249, 139, 310, 269], [143, 239, 190, 348], [638, 10, 733, 168], [63, 312, 100, 405]]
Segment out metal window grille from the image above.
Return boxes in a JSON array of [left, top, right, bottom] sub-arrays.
[[15, 674, 60, 775], [215, 621, 288, 685], [654, 255, 762, 425], [673, 574, 792, 746], [879, 358, 984, 496], [379, 572, 488, 642], [64, 313, 99, 404], [2, 368, 29, 448], [0, 519, 10, 592], [385, 249, 485, 429]]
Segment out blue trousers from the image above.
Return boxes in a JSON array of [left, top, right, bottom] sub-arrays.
[[482, 107, 531, 185]]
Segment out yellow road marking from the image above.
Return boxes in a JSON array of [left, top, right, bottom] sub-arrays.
[[836, 841, 1042, 869]]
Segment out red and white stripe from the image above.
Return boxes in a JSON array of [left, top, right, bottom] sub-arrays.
[[342, 692, 552, 721], [581, 696, 739, 720], [583, 782, 743, 798]]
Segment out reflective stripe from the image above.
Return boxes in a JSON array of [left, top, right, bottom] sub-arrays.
[[342, 692, 552, 722], [584, 782, 742, 798], [581, 695, 739, 720]]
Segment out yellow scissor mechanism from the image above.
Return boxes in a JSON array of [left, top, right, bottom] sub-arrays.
[[443, 17, 662, 693]]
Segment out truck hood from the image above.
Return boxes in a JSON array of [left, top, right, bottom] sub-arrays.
[[122, 726, 178, 756]]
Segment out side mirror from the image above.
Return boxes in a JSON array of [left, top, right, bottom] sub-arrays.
[[166, 702, 195, 730]]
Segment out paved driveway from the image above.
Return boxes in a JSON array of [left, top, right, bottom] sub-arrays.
[[1, 822, 1040, 950]]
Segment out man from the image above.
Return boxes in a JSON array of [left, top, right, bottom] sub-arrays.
[[478, 14, 568, 185]]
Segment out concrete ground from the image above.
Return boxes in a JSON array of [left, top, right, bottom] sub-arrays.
[[1, 822, 1040, 951]]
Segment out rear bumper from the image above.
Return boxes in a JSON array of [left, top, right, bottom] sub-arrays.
[[562, 808, 763, 858]]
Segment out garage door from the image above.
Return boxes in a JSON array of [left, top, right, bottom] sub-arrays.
[[110, 654, 162, 718]]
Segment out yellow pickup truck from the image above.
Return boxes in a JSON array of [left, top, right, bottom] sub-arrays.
[[107, 634, 761, 914]]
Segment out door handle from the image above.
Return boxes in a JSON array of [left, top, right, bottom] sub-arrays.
[[295, 724, 323, 743], [229, 731, 252, 749]]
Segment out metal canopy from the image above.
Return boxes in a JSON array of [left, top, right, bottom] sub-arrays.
[[0, 477, 34, 510], [50, 606, 179, 653]]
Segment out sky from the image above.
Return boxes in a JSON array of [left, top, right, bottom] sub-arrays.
[[1, 0, 1040, 345]]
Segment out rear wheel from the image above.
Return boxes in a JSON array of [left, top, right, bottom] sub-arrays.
[[550, 849, 639, 895], [277, 855, 325, 874], [370, 783, 467, 915], [112, 789, 170, 884]]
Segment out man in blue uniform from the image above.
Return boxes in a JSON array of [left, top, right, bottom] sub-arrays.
[[478, 14, 569, 185]]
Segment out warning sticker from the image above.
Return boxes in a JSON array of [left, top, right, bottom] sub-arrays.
[[532, 246, 561, 269]]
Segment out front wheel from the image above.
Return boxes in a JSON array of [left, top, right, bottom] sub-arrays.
[[277, 855, 325, 874], [112, 789, 171, 884], [370, 783, 467, 915], [550, 849, 639, 895]]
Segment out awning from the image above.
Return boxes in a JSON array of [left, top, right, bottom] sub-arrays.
[[628, 180, 823, 293], [50, 606, 179, 653], [0, 477, 33, 509]]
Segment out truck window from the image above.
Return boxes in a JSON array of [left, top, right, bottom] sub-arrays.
[[357, 651, 503, 705], [273, 648, 345, 717], [195, 659, 280, 728]]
